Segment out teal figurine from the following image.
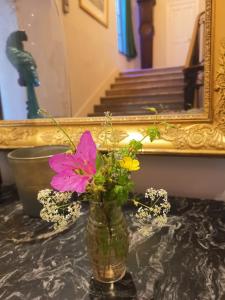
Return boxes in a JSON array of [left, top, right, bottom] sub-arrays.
[[6, 31, 42, 119]]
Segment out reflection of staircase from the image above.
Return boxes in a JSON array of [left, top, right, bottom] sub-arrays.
[[89, 66, 185, 116]]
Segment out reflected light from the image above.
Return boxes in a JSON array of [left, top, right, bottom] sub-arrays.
[[129, 132, 143, 141]]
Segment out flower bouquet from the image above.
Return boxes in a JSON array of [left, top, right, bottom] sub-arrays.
[[38, 112, 170, 283]]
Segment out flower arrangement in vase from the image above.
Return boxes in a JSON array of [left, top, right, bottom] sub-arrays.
[[38, 111, 170, 283]]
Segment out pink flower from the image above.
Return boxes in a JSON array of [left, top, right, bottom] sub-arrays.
[[49, 131, 97, 193]]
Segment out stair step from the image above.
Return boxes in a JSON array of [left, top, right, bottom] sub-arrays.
[[87, 66, 186, 117], [89, 106, 183, 117], [119, 66, 183, 76], [106, 84, 184, 96], [116, 72, 184, 83], [100, 98, 183, 107], [94, 102, 183, 112], [101, 91, 184, 105], [89, 111, 149, 116], [111, 77, 184, 89]]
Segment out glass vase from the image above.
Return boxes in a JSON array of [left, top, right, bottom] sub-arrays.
[[86, 201, 129, 283]]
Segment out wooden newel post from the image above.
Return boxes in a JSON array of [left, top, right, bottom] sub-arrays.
[[137, 0, 156, 69]]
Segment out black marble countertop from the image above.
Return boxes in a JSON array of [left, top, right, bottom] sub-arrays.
[[0, 194, 225, 300]]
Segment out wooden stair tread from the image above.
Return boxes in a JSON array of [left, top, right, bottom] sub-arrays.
[[102, 91, 183, 100], [116, 74, 184, 83], [118, 70, 183, 80], [94, 103, 183, 112], [114, 77, 184, 85], [107, 84, 184, 96], [119, 66, 183, 76], [97, 100, 184, 107], [89, 108, 182, 117], [101, 98, 183, 107], [112, 79, 184, 87], [111, 78, 184, 89]]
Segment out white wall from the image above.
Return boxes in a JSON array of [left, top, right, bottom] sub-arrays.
[[16, 0, 71, 117], [61, 0, 140, 116], [153, 0, 167, 67], [0, 0, 27, 120], [132, 155, 225, 201], [153, 0, 204, 67], [1, 149, 225, 201], [199, 0, 205, 12]]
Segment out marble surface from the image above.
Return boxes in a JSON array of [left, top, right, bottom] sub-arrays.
[[0, 195, 225, 300]]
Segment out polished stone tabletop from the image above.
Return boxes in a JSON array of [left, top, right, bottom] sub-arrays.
[[0, 192, 225, 300]]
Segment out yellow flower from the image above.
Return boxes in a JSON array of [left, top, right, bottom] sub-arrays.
[[119, 156, 140, 171]]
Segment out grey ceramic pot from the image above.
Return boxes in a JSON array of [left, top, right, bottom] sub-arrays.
[[8, 145, 69, 217]]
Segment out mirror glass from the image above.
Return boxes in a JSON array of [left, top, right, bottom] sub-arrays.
[[0, 0, 207, 120]]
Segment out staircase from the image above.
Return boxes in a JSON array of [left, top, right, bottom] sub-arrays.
[[89, 66, 185, 117]]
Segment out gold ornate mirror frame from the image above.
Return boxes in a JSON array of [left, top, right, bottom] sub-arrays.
[[0, 0, 224, 156]]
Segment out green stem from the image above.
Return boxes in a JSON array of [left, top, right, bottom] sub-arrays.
[[133, 196, 161, 211], [50, 117, 76, 152], [101, 200, 113, 239], [57, 203, 70, 209], [139, 134, 148, 143], [39, 109, 76, 152], [151, 196, 161, 207], [133, 199, 151, 210]]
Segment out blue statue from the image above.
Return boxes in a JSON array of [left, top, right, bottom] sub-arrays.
[[6, 31, 41, 119]]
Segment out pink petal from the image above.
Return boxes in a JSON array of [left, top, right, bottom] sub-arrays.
[[82, 162, 96, 176], [50, 170, 90, 193], [49, 153, 77, 173], [76, 131, 97, 166]]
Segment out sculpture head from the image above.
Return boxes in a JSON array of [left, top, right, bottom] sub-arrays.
[[6, 31, 28, 50]]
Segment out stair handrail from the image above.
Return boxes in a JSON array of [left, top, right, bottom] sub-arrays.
[[183, 11, 205, 110], [184, 11, 205, 69]]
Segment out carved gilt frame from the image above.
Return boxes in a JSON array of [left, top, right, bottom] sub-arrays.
[[0, 0, 224, 156]]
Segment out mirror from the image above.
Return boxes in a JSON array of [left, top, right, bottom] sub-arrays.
[[0, 0, 208, 120], [1, 0, 224, 157]]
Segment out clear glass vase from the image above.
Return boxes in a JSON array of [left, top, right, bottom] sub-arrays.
[[86, 201, 129, 283]]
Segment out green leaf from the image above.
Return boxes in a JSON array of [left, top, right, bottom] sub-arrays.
[[113, 185, 129, 206], [160, 121, 176, 129], [145, 107, 158, 114], [112, 178, 134, 206], [94, 172, 105, 185], [118, 174, 129, 186], [129, 140, 143, 152], [146, 126, 161, 142], [96, 153, 103, 171]]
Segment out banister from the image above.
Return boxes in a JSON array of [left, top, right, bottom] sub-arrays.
[[184, 11, 205, 69], [183, 11, 205, 110]]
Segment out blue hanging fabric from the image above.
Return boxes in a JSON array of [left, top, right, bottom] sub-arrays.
[[117, 0, 137, 59]]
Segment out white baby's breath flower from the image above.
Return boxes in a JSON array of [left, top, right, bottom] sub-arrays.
[[37, 189, 52, 204], [38, 189, 81, 231], [54, 191, 72, 203], [135, 188, 170, 234], [152, 215, 168, 227]]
